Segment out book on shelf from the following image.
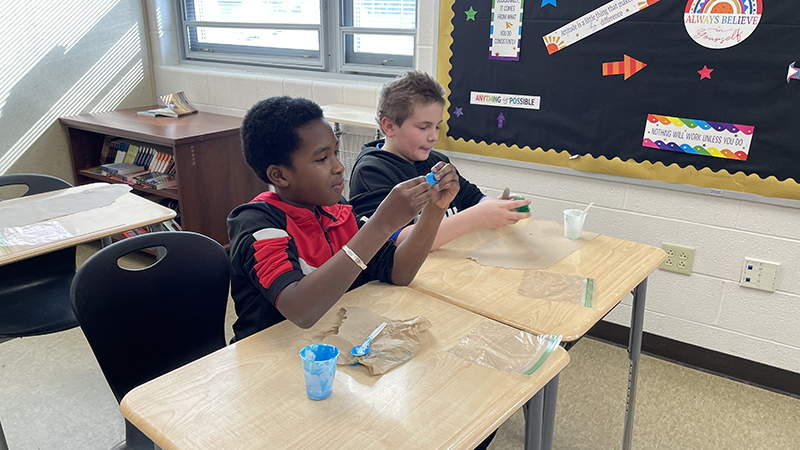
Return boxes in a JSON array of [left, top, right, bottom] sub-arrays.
[[105, 139, 121, 164], [101, 162, 145, 176], [134, 172, 178, 190], [113, 141, 129, 163], [122, 227, 150, 239], [101, 139, 173, 174], [99, 136, 113, 164], [122, 169, 151, 182], [133, 146, 152, 167], [122, 144, 139, 164], [137, 91, 198, 117], [81, 167, 105, 176]]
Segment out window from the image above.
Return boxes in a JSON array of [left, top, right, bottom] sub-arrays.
[[176, 0, 416, 75]]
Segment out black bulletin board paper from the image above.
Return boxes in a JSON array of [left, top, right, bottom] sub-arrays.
[[437, 0, 800, 200]]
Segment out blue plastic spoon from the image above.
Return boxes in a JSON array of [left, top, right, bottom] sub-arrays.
[[351, 322, 387, 357]]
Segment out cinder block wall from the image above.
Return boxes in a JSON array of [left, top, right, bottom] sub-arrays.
[[146, 0, 800, 374]]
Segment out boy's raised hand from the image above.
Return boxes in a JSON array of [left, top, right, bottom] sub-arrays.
[[427, 162, 460, 210], [371, 177, 435, 234]]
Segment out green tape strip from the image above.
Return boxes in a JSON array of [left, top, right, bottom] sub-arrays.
[[584, 278, 595, 308]]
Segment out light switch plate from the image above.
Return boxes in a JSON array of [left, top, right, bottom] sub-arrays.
[[739, 258, 780, 292]]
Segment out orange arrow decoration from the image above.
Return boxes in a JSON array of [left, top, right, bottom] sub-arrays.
[[602, 55, 646, 80]]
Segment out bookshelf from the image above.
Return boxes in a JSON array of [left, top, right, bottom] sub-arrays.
[[60, 107, 266, 247]]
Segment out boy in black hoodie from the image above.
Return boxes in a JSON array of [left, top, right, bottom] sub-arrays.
[[349, 71, 530, 250]]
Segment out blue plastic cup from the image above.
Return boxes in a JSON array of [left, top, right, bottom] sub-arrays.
[[299, 344, 340, 400]]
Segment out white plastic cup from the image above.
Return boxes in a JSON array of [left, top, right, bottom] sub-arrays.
[[563, 209, 585, 239]]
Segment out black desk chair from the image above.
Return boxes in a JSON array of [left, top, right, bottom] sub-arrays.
[[70, 231, 230, 450], [0, 174, 75, 449], [0, 173, 77, 341]]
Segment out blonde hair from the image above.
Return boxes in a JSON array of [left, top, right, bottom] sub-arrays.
[[377, 71, 446, 131]]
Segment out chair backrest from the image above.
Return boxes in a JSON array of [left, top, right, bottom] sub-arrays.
[[0, 173, 71, 197], [0, 173, 77, 339], [70, 231, 230, 403]]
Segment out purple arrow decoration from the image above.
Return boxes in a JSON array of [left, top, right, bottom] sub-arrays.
[[498, 113, 505, 128]]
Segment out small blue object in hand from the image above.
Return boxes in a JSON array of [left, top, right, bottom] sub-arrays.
[[425, 172, 438, 186]]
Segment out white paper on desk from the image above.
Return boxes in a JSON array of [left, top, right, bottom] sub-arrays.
[[0, 184, 131, 229]]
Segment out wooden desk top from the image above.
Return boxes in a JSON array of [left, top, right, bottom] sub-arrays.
[[120, 283, 569, 450], [321, 104, 379, 129], [409, 219, 667, 342], [0, 183, 175, 266]]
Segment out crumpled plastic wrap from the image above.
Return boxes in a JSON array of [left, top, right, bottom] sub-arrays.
[[321, 307, 431, 375], [449, 319, 562, 375], [517, 270, 595, 307], [0, 221, 73, 250]]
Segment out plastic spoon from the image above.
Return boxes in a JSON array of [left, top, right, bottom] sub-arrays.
[[581, 202, 594, 218], [351, 322, 387, 357]]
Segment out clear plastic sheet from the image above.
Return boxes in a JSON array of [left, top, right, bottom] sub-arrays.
[[517, 270, 595, 308], [449, 320, 562, 375], [0, 221, 73, 249]]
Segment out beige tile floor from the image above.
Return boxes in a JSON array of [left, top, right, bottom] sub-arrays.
[[1, 243, 799, 449]]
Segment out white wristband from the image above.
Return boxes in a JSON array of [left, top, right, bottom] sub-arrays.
[[342, 245, 367, 270]]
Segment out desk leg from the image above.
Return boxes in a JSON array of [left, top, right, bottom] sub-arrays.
[[622, 277, 648, 450], [524, 389, 544, 450], [541, 374, 559, 450]]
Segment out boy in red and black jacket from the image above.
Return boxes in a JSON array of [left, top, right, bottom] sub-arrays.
[[227, 96, 459, 342]]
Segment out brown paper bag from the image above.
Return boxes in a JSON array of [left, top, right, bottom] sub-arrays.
[[321, 307, 431, 375]]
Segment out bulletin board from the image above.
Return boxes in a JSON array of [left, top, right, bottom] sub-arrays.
[[437, 0, 800, 200]]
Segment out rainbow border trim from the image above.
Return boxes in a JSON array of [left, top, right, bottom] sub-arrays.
[[685, 0, 760, 15], [642, 114, 754, 161]]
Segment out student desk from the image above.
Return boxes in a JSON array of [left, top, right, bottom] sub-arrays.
[[408, 219, 666, 450], [0, 183, 175, 266], [120, 283, 569, 450], [321, 103, 381, 137]]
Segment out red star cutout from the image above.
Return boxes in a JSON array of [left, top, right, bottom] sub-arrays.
[[495, 52, 500, 56], [698, 65, 713, 80]]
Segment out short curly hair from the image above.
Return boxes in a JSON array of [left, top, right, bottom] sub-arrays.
[[241, 96, 324, 184], [377, 71, 445, 131]]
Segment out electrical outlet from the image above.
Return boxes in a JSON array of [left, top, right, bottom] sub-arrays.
[[739, 258, 780, 292], [659, 243, 695, 275]]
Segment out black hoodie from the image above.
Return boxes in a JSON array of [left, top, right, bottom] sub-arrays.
[[348, 139, 484, 226]]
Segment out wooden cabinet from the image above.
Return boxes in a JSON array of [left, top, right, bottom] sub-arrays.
[[59, 108, 267, 247]]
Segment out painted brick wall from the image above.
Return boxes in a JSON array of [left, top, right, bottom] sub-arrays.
[[146, 0, 800, 374]]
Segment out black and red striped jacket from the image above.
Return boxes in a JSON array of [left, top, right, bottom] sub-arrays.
[[227, 191, 396, 341]]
